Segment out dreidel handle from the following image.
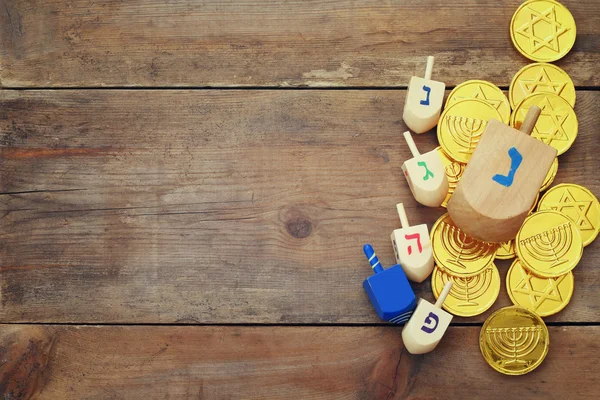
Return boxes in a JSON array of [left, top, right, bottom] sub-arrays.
[[363, 244, 384, 274], [435, 281, 453, 308], [424, 56, 434, 80], [396, 203, 410, 229], [403, 131, 421, 157], [519, 105, 542, 135]]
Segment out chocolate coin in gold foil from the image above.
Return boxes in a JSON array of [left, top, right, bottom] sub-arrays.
[[435, 146, 466, 208], [446, 80, 511, 124], [496, 240, 516, 260], [509, 63, 576, 109]]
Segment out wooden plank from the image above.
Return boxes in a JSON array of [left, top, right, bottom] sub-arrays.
[[0, 0, 598, 88], [1, 90, 598, 324], [0, 325, 598, 399]]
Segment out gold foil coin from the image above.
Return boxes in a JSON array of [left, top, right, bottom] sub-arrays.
[[480, 306, 549, 375], [510, 0, 576, 62], [516, 210, 583, 278], [438, 99, 503, 163], [507, 259, 574, 317], [510, 93, 578, 155], [538, 183, 600, 246], [446, 80, 511, 124], [431, 213, 497, 277], [496, 240, 516, 260], [435, 146, 466, 208], [540, 158, 558, 192], [509, 63, 576, 109], [432, 264, 500, 317]]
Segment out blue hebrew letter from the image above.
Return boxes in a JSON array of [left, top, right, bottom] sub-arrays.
[[421, 312, 439, 334], [420, 86, 431, 106], [492, 147, 523, 187]]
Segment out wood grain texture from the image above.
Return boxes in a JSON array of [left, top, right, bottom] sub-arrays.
[[0, 325, 598, 399], [1, 0, 599, 88], [1, 90, 599, 324]]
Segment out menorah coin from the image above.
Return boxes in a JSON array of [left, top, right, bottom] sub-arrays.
[[431, 264, 500, 317], [510, 93, 578, 156], [437, 99, 503, 163], [507, 259, 574, 317], [509, 63, 576, 109], [510, 0, 576, 63], [540, 158, 558, 192], [445, 80, 510, 124], [480, 306, 549, 375], [496, 240, 516, 260], [431, 213, 498, 277], [538, 183, 600, 247], [435, 146, 466, 208], [516, 210, 583, 278]]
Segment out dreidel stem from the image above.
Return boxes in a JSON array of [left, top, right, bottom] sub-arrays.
[[435, 281, 453, 308], [424, 56, 434, 80], [403, 131, 420, 157], [363, 244, 384, 274], [396, 203, 410, 229], [519, 105, 542, 135]]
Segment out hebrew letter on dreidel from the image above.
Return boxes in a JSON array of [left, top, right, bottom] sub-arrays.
[[401, 131, 448, 207], [403, 56, 446, 134], [402, 281, 454, 354], [448, 106, 557, 242], [390, 203, 434, 282], [421, 312, 439, 333]]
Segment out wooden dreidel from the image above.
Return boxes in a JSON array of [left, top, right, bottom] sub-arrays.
[[391, 203, 434, 282], [447, 106, 557, 242], [403, 56, 446, 133], [362, 244, 417, 324], [402, 131, 449, 207], [402, 281, 454, 354]]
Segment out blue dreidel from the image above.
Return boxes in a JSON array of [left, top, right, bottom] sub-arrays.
[[362, 244, 417, 324]]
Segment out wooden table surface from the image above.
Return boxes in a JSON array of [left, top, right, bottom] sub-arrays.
[[1, 1, 599, 398]]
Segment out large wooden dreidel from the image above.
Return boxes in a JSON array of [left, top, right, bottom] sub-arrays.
[[402, 131, 449, 207], [391, 203, 434, 282], [403, 56, 446, 134], [447, 106, 556, 242], [402, 281, 453, 354], [362, 244, 417, 324]]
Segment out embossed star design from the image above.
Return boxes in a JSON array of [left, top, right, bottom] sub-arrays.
[[523, 96, 569, 145], [454, 85, 503, 112], [515, 5, 570, 54], [546, 189, 594, 231], [519, 67, 567, 97], [513, 268, 566, 310]]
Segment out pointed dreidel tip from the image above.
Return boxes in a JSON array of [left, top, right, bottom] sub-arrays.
[[363, 244, 384, 274], [403, 131, 420, 157], [519, 105, 541, 135], [424, 56, 435, 80], [396, 203, 410, 229], [435, 281, 453, 308]]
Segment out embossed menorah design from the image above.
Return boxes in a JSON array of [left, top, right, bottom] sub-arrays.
[[444, 162, 463, 196], [440, 221, 494, 269], [441, 268, 492, 306], [486, 326, 542, 365], [445, 115, 487, 155], [519, 222, 572, 268]]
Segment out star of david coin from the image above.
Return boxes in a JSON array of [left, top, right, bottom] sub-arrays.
[[515, 210, 583, 278], [480, 306, 549, 375], [496, 240, 516, 260], [538, 183, 600, 246], [509, 63, 576, 109], [510, 93, 577, 155], [540, 157, 558, 192], [446, 80, 511, 124], [510, 0, 576, 62], [435, 146, 466, 208], [432, 264, 500, 317], [431, 213, 497, 277], [507, 258, 574, 317], [438, 99, 503, 163]]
